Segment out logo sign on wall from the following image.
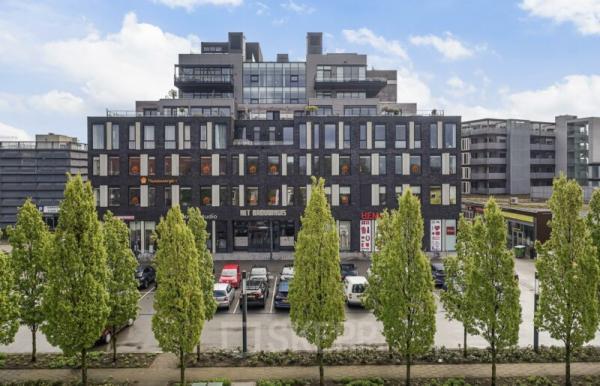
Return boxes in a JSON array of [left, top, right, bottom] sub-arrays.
[[360, 220, 372, 252], [430, 219, 442, 252]]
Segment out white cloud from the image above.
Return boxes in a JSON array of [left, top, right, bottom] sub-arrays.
[[152, 0, 243, 11], [409, 33, 473, 61], [28, 90, 85, 114], [445, 76, 477, 97], [42, 12, 200, 108], [342, 28, 409, 61], [255, 1, 269, 15], [280, 0, 315, 14], [520, 0, 600, 35], [0, 122, 32, 141]]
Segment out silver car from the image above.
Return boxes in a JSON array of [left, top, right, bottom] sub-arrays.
[[213, 282, 234, 309]]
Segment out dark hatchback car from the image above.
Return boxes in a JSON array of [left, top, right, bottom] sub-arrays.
[[245, 278, 269, 307], [431, 262, 446, 289], [274, 280, 291, 310], [135, 266, 156, 289], [340, 263, 358, 280]]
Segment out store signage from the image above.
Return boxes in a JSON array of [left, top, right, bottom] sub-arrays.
[[360, 220, 372, 252], [140, 176, 177, 185], [430, 220, 442, 252], [239, 209, 287, 217], [446, 226, 456, 236], [116, 215, 135, 221], [360, 211, 380, 220], [203, 214, 218, 220], [38, 206, 60, 214]]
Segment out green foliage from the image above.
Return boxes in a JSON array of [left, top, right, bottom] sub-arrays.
[[257, 380, 310, 386], [6, 198, 51, 341], [365, 190, 436, 372], [42, 174, 110, 356], [0, 249, 20, 345], [537, 176, 600, 383], [289, 177, 345, 349], [187, 207, 217, 321], [441, 215, 475, 335], [466, 198, 521, 384]]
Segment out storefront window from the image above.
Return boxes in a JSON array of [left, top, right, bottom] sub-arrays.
[[180, 156, 192, 176], [216, 221, 227, 252], [267, 187, 280, 206], [246, 186, 258, 206], [144, 222, 156, 254], [444, 219, 456, 251], [430, 186, 441, 205], [340, 156, 351, 175], [129, 156, 140, 176], [130, 221, 142, 254], [280, 221, 295, 248], [180, 186, 192, 210], [247, 156, 258, 175], [200, 186, 211, 206], [201, 156, 212, 176], [339, 221, 351, 251], [268, 156, 280, 175], [234, 221, 248, 249]]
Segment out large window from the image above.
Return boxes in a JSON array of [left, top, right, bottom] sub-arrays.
[[92, 156, 100, 176], [316, 65, 366, 81], [200, 156, 212, 176], [108, 156, 119, 176], [449, 155, 457, 174], [379, 185, 387, 206], [183, 125, 191, 149], [214, 123, 227, 149], [243, 62, 306, 104], [286, 155, 294, 175], [430, 186, 441, 205], [430, 155, 441, 174], [164, 186, 172, 207], [232, 155, 239, 176], [410, 155, 421, 175], [379, 155, 387, 175], [164, 156, 172, 176], [246, 186, 258, 206], [313, 124, 320, 149], [220, 156, 227, 176], [110, 125, 119, 150], [286, 187, 295, 206], [414, 124, 422, 149], [340, 156, 351, 175], [200, 186, 212, 206], [231, 186, 239, 206], [267, 187, 280, 206], [324, 124, 336, 149], [268, 156, 280, 175], [340, 186, 351, 206], [450, 185, 457, 205], [109, 187, 120, 207], [129, 156, 140, 176], [395, 124, 407, 148], [339, 221, 351, 251], [374, 124, 386, 148], [395, 156, 403, 175], [359, 155, 371, 175], [200, 125, 208, 149], [343, 124, 351, 148], [165, 125, 176, 149], [299, 187, 307, 206], [444, 123, 456, 148], [344, 106, 376, 116], [129, 187, 140, 207], [92, 124, 104, 149], [247, 156, 258, 175], [180, 156, 192, 176], [359, 124, 367, 148], [299, 124, 307, 149], [220, 186, 228, 206], [128, 125, 137, 149], [148, 187, 156, 207], [283, 126, 293, 145], [312, 155, 320, 175], [324, 156, 332, 175], [144, 125, 155, 149], [430, 123, 438, 149], [299, 156, 307, 175], [180, 187, 192, 210]]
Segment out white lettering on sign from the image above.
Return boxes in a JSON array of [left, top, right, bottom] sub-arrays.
[[431, 219, 442, 252], [360, 219, 372, 252], [239, 209, 287, 217]]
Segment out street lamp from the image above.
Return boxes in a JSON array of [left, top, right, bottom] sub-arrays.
[[534, 271, 539, 353], [241, 270, 248, 354]]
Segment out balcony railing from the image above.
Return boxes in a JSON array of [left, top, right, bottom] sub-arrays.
[[0, 141, 87, 151], [106, 109, 234, 118], [232, 139, 294, 146], [174, 74, 233, 83]]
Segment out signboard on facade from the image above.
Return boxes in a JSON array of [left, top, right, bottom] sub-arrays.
[[239, 209, 287, 217], [39, 206, 60, 214], [140, 177, 177, 185], [360, 219, 372, 252], [361, 211, 380, 220], [203, 213, 218, 220], [115, 215, 135, 221], [431, 219, 442, 252]]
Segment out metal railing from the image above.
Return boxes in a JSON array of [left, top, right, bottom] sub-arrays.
[[174, 74, 233, 83], [0, 141, 87, 151], [232, 139, 294, 146]]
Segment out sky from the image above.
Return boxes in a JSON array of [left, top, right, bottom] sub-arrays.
[[0, 0, 599, 142]]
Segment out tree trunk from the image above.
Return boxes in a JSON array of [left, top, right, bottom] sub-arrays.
[[180, 347, 186, 386], [197, 343, 201, 362], [491, 346, 497, 386], [388, 342, 393, 359], [463, 325, 468, 358], [31, 326, 37, 362], [565, 340, 571, 386], [81, 348, 88, 386], [112, 325, 117, 363], [405, 353, 411, 386], [317, 347, 324, 386]]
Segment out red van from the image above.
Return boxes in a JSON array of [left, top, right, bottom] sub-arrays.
[[219, 263, 242, 288]]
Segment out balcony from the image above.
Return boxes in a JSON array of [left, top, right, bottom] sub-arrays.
[[174, 65, 234, 92], [232, 139, 294, 147], [530, 143, 555, 151], [471, 172, 507, 180], [471, 187, 507, 195], [462, 127, 507, 136], [470, 157, 506, 165], [469, 142, 506, 151], [530, 158, 555, 165], [314, 76, 387, 98], [0, 141, 87, 151], [531, 172, 555, 179]]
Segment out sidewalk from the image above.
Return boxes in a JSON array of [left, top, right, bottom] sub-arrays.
[[2, 358, 600, 386]]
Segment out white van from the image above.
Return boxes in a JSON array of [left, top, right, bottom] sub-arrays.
[[344, 276, 368, 306]]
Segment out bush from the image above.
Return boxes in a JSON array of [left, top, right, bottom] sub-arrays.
[[257, 380, 310, 386]]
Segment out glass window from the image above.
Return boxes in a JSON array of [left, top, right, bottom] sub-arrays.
[[181, 186, 192, 210], [164, 186, 172, 207], [108, 156, 119, 176], [414, 124, 421, 149], [339, 221, 351, 251], [359, 155, 371, 175], [313, 124, 320, 149], [410, 155, 421, 175], [247, 156, 258, 175], [449, 155, 457, 174], [312, 155, 320, 175], [430, 186, 442, 205], [449, 185, 457, 205], [340, 185, 351, 206], [214, 123, 227, 149], [232, 155, 239, 176], [94, 188, 100, 207], [283, 126, 293, 145], [219, 186, 228, 206], [180, 156, 192, 176], [111, 125, 119, 150], [324, 124, 336, 149], [268, 156, 280, 175], [395, 156, 403, 175], [286, 186, 294, 206], [324, 186, 331, 205], [231, 186, 239, 206], [200, 156, 212, 176], [324, 156, 332, 175], [165, 125, 176, 149], [359, 124, 367, 149], [128, 125, 136, 149], [268, 126, 276, 142], [340, 156, 351, 175], [200, 125, 208, 149], [246, 186, 258, 206], [148, 187, 156, 207], [92, 124, 104, 149], [267, 187, 280, 206], [129, 156, 140, 176], [343, 124, 351, 149], [299, 124, 307, 149], [164, 156, 172, 176], [379, 185, 387, 206], [219, 156, 227, 176], [299, 187, 307, 206], [253, 126, 260, 142], [183, 125, 191, 149], [395, 124, 406, 148], [374, 124, 386, 148], [299, 156, 307, 175], [287, 155, 294, 175], [430, 123, 438, 149], [144, 125, 155, 149], [444, 123, 456, 148], [379, 155, 387, 175], [129, 187, 140, 207], [109, 187, 120, 207], [200, 186, 211, 206], [92, 156, 100, 175], [430, 155, 441, 173]]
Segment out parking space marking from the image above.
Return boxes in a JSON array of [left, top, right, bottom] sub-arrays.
[[231, 290, 240, 314], [269, 276, 278, 313], [139, 286, 155, 301]]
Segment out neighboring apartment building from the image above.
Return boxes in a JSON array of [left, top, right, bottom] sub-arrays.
[[88, 32, 461, 256], [555, 115, 600, 186], [461, 118, 555, 195], [0, 133, 88, 229]]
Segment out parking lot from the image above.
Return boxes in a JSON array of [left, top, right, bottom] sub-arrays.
[[3, 257, 600, 354]]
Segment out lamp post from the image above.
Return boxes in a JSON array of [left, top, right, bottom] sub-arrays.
[[534, 271, 539, 353], [242, 270, 248, 354]]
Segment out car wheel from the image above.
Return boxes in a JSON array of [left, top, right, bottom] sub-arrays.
[[104, 332, 112, 344]]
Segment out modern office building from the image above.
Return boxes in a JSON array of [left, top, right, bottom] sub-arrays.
[[461, 118, 556, 195], [88, 32, 461, 256], [555, 115, 600, 186], [0, 133, 88, 229]]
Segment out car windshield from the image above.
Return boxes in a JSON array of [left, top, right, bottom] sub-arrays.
[[247, 280, 263, 289], [213, 290, 226, 297], [352, 284, 366, 293], [341, 264, 355, 270], [282, 267, 294, 275], [221, 269, 237, 277], [251, 268, 267, 276]]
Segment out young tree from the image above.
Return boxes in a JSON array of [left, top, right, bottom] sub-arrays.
[[152, 206, 205, 386], [6, 198, 51, 362], [587, 188, 600, 264], [187, 207, 217, 362], [538, 176, 599, 386], [42, 174, 110, 386], [0, 247, 20, 345], [365, 190, 436, 386], [103, 211, 139, 363], [440, 215, 475, 357], [467, 198, 521, 386], [289, 177, 345, 386]]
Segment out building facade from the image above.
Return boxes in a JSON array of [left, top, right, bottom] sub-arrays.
[[0, 133, 88, 229], [461, 118, 556, 195], [88, 32, 461, 256], [555, 115, 600, 186]]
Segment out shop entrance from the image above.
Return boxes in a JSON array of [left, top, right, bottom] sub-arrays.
[[248, 221, 271, 251], [233, 220, 296, 253]]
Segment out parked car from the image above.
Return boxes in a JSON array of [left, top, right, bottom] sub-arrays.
[[280, 264, 294, 281], [98, 319, 134, 345], [245, 278, 269, 307], [135, 265, 156, 289], [431, 262, 446, 289], [219, 264, 242, 288], [344, 276, 368, 306], [249, 265, 270, 284], [274, 280, 291, 310], [340, 263, 358, 280], [213, 282, 235, 309]]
